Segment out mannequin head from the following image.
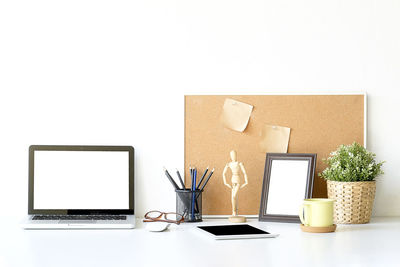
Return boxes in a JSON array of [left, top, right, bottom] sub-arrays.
[[230, 150, 237, 162]]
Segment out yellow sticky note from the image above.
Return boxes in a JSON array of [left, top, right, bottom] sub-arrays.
[[259, 124, 291, 153], [220, 98, 253, 132]]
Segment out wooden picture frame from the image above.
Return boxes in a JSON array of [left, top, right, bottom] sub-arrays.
[[259, 153, 316, 223]]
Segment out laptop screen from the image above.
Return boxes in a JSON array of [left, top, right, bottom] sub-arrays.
[[28, 146, 134, 214]]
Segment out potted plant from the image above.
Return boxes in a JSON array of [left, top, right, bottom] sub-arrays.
[[320, 142, 384, 224]]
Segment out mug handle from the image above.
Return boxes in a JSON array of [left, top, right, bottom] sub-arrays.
[[299, 204, 308, 226]]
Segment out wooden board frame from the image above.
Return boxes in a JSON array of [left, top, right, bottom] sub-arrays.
[[185, 94, 366, 216]]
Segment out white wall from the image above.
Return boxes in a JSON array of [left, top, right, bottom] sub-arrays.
[[0, 0, 399, 218]]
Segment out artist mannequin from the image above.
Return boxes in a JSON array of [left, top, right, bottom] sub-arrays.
[[222, 150, 249, 223]]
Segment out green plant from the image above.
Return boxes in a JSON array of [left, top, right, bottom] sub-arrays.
[[320, 142, 385, 182]]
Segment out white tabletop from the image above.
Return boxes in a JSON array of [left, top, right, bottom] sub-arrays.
[[0, 216, 398, 267]]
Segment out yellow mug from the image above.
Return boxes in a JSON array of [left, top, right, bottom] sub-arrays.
[[299, 198, 334, 227]]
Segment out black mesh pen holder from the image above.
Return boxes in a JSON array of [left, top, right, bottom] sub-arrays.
[[176, 189, 203, 222]]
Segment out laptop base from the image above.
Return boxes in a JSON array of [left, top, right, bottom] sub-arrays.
[[22, 215, 136, 229]]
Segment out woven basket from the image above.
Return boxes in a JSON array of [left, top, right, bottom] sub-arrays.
[[327, 180, 376, 224]]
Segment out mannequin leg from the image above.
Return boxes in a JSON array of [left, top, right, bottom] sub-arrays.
[[231, 183, 240, 216]]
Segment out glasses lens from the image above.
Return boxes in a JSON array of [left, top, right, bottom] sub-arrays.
[[146, 211, 162, 219], [165, 213, 183, 221]]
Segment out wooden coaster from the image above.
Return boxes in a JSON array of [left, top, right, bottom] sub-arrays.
[[229, 216, 247, 223], [300, 224, 337, 233]]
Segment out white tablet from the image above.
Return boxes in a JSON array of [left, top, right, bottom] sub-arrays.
[[197, 224, 279, 240]]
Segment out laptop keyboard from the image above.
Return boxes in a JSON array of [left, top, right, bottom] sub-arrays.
[[32, 215, 127, 220]]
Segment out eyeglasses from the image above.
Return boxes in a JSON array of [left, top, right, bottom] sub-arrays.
[[143, 210, 185, 225]]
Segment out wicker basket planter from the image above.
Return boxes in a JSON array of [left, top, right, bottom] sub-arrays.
[[327, 180, 376, 224]]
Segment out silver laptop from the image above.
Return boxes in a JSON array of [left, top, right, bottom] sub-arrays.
[[22, 145, 135, 229]]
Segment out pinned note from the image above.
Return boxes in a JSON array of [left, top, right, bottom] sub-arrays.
[[259, 124, 291, 153], [220, 98, 253, 132]]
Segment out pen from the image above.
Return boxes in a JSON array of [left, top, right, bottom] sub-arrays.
[[163, 167, 180, 190], [196, 167, 209, 189], [176, 169, 185, 189]]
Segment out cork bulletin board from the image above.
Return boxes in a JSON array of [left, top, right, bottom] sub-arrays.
[[184, 95, 365, 215]]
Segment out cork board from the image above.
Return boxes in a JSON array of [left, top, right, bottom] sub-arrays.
[[184, 95, 365, 215]]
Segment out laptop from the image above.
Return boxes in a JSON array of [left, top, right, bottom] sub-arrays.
[[22, 145, 135, 229]]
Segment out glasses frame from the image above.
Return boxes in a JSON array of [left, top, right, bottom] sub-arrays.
[[143, 210, 184, 225]]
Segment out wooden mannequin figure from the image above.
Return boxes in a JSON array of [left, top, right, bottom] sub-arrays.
[[222, 150, 249, 223]]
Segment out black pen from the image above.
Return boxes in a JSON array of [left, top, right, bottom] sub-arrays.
[[163, 167, 180, 190], [176, 169, 185, 189], [196, 167, 209, 189]]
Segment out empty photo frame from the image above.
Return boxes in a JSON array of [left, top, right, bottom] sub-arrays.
[[259, 153, 316, 223]]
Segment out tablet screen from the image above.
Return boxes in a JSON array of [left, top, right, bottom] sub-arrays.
[[198, 224, 270, 236]]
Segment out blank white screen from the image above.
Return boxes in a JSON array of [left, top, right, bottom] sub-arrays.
[[34, 151, 130, 210]]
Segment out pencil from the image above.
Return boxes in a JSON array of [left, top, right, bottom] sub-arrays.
[[191, 168, 197, 220], [190, 167, 198, 190], [189, 166, 193, 219], [163, 167, 179, 190], [176, 169, 185, 189], [199, 168, 214, 191], [196, 167, 209, 189]]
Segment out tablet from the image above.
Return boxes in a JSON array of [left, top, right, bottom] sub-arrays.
[[197, 224, 279, 240]]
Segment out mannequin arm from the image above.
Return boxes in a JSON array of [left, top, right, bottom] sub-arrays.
[[222, 165, 232, 189], [239, 162, 248, 188]]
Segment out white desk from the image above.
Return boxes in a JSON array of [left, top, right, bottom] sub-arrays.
[[1, 216, 399, 267]]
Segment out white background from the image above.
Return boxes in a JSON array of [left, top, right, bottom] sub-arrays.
[[34, 151, 129, 210], [267, 160, 309, 215], [0, 0, 398, 218]]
